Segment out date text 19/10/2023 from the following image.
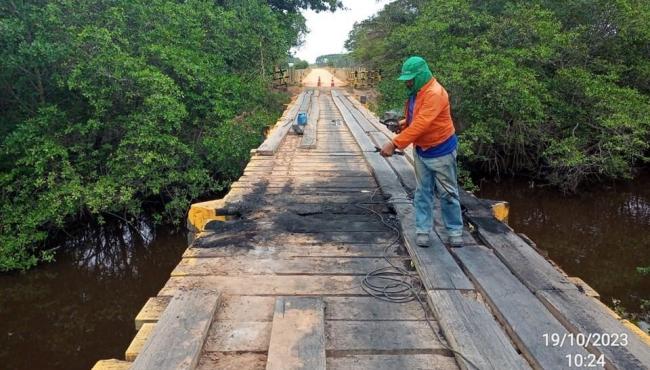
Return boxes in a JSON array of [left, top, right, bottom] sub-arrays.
[[543, 332, 629, 368]]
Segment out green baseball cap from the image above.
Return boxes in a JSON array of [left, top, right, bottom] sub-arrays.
[[397, 56, 428, 81]]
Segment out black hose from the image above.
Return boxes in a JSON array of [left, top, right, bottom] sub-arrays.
[[356, 187, 481, 370]]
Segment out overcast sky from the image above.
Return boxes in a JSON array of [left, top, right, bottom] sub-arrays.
[[292, 0, 391, 63]]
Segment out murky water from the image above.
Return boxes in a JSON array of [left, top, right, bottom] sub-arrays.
[[0, 220, 186, 370], [477, 172, 650, 324]]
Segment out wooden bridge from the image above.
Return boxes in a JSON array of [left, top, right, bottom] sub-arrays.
[[93, 74, 650, 369]]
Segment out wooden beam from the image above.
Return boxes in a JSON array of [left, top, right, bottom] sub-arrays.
[[299, 89, 320, 149], [158, 275, 365, 297], [257, 91, 308, 155], [327, 354, 458, 370], [427, 290, 530, 370], [266, 297, 326, 370], [125, 323, 155, 361], [135, 296, 171, 330], [131, 289, 220, 370], [171, 256, 394, 277], [453, 244, 592, 369], [91, 359, 132, 370], [537, 289, 650, 370]]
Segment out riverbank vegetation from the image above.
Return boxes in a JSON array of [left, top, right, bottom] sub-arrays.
[[0, 0, 341, 271], [346, 0, 649, 191]]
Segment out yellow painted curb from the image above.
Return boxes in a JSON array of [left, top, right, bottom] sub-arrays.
[[490, 201, 510, 223], [187, 199, 226, 233]]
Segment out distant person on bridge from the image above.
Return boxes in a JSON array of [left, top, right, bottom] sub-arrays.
[[380, 56, 463, 248]]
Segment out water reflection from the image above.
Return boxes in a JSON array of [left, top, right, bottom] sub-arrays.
[[478, 173, 650, 322], [0, 220, 186, 370], [62, 219, 155, 277]]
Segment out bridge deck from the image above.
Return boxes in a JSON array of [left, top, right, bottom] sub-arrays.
[[93, 86, 650, 370]]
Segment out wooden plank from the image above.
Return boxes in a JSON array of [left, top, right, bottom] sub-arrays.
[[257, 92, 307, 155], [125, 323, 155, 361], [130, 295, 424, 327], [216, 203, 391, 216], [235, 176, 376, 188], [327, 354, 458, 370], [194, 230, 395, 248], [135, 296, 171, 330], [197, 353, 267, 370], [266, 297, 326, 370], [245, 161, 368, 168], [92, 359, 132, 370], [335, 92, 380, 134], [224, 191, 379, 204], [330, 92, 376, 152], [239, 174, 374, 180], [453, 244, 592, 369], [231, 182, 375, 190], [243, 169, 371, 177], [183, 244, 398, 258], [171, 256, 393, 276], [216, 295, 276, 322], [225, 185, 377, 196], [247, 157, 366, 163], [325, 321, 444, 352], [158, 275, 365, 297], [131, 289, 220, 370], [537, 289, 650, 370], [427, 290, 531, 370], [200, 214, 388, 233], [324, 296, 426, 321], [134, 295, 276, 327], [204, 321, 272, 352]]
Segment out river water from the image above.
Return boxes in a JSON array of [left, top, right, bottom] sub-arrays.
[[0, 220, 186, 370], [1, 175, 648, 370]]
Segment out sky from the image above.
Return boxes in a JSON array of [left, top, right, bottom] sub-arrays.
[[292, 0, 392, 63]]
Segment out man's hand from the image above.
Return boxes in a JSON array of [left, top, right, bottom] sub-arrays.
[[399, 118, 407, 132], [380, 142, 396, 157]]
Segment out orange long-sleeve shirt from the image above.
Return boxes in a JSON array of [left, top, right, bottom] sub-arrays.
[[393, 78, 455, 150]]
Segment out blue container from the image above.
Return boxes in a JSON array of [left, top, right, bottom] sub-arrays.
[[297, 112, 308, 126]]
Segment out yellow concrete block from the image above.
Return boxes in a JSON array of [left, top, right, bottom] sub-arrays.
[[125, 323, 155, 361], [91, 359, 131, 370], [490, 201, 510, 223], [187, 199, 226, 232]]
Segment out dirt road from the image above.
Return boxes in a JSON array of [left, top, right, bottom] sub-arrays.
[[302, 68, 346, 87]]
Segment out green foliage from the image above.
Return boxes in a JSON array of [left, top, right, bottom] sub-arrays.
[[315, 53, 355, 67], [346, 0, 650, 190], [0, 0, 334, 271], [287, 56, 310, 69]]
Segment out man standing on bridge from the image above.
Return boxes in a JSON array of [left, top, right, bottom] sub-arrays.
[[380, 56, 464, 248]]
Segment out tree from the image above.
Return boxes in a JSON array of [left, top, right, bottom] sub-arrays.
[[346, 0, 650, 191], [0, 0, 337, 271]]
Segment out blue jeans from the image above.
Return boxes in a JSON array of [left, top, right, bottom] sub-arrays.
[[414, 150, 463, 237]]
